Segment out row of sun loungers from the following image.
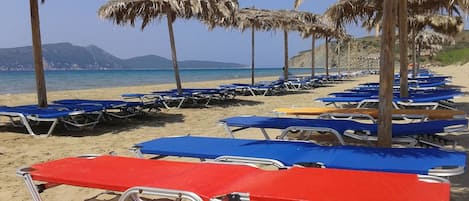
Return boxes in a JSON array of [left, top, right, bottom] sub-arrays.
[[123, 88, 237, 109], [316, 72, 462, 110], [219, 71, 372, 97], [19, 131, 466, 201], [14, 69, 469, 201], [0, 99, 156, 136]]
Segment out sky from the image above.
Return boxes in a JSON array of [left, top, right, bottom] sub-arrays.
[[1, 0, 468, 67]]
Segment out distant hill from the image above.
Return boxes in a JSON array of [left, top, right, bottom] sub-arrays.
[[289, 30, 469, 68], [0, 43, 245, 71]]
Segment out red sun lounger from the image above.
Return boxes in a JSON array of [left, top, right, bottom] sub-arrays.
[[18, 155, 449, 201]]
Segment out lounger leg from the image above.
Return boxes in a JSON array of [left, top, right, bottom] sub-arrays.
[[130, 147, 144, 158], [45, 119, 59, 137], [223, 123, 235, 138], [162, 101, 171, 109], [260, 128, 271, 140], [177, 98, 186, 109], [19, 115, 37, 136], [248, 88, 256, 96], [17, 170, 43, 201]]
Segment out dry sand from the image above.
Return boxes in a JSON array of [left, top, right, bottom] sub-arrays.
[[0, 64, 468, 201]]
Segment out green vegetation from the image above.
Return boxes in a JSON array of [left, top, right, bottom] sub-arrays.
[[432, 30, 469, 65], [435, 47, 469, 65]]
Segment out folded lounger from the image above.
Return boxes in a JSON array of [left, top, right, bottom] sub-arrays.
[[273, 107, 467, 121], [18, 155, 450, 201], [219, 116, 468, 145], [134, 135, 466, 176], [53, 99, 146, 119], [0, 104, 102, 136]]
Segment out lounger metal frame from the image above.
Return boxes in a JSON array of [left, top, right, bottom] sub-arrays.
[[221, 121, 420, 146], [356, 99, 457, 110], [0, 110, 101, 136], [17, 155, 252, 201]]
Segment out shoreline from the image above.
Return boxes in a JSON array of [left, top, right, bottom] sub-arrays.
[[0, 64, 468, 201], [0, 68, 349, 95]]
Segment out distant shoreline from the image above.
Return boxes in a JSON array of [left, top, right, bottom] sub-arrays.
[[0, 66, 323, 72], [0, 68, 326, 95]]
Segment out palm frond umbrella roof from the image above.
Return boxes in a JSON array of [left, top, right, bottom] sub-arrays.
[[412, 30, 455, 48], [98, 0, 238, 29], [409, 14, 464, 35], [325, 0, 468, 28], [205, 8, 344, 39], [98, 0, 239, 93]]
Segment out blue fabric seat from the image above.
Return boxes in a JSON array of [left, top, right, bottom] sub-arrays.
[[220, 116, 468, 145], [54, 99, 147, 119], [135, 135, 466, 176], [0, 104, 103, 136]]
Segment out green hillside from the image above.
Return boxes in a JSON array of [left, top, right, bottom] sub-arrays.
[[434, 30, 469, 65], [289, 30, 469, 68]]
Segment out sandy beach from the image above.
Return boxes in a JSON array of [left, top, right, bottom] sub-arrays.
[[1, 64, 468, 201]]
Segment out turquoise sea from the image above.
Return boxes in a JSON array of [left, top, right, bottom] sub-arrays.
[[0, 67, 331, 94]]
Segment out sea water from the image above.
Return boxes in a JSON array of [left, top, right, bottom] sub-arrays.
[[0, 67, 329, 94]]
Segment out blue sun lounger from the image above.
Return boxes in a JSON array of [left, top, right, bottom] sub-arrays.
[[220, 81, 287, 96], [220, 116, 468, 145], [133, 135, 466, 176], [0, 104, 102, 136], [54, 99, 148, 119], [317, 91, 462, 109]]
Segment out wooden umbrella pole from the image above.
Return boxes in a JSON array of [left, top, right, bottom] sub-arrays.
[[251, 28, 255, 85], [411, 29, 417, 78], [325, 37, 329, 77], [377, 0, 396, 147], [167, 14, 182, 93], [347, 41, 351, 72], [399, 0, 409, 98], [311, 35, 315, 78], [284, 30, 289, 81], [29, 0, 47, 107], [337, 41, 341, 74]]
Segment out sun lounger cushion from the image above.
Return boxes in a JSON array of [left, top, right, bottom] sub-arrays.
[[136, 136, 466, 175], [220, 116, 468, 137], [53, 99, 144, 108], [23, 155, 450, 201]]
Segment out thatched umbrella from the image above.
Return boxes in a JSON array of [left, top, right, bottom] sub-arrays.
[[299, 22, 349, 78], [413, 30, 455, 50], [411, 30, 455, 63], [275, 9, 323, 81], [325, 0, 467, 146], [408, 14, 464, 74], [205, 8, 324, 82], [325, 0, 468, 88], [30, 0, 47, 107], [99, 0, 238, 93]]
